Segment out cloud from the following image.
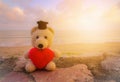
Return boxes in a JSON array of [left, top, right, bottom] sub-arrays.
[[8, 0, 32, 7], [0, 0, 47, 30], [0, 0, 64, 30], [0, 0, 120, 43], [6, 7, 24, 21], [1, 0, 120, 31], [13, 7, 24, 16], [55, 0, 120, 42], [57, 0, 83, 13], [0, 0, 85, 30], [56, 0, 120, 29], [0, 1, 28, 30], [103, 4, 120, 27], [0, 1, 25, 23]]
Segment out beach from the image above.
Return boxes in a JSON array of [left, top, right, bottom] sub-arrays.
[[0, 42, 120, 57], [0, 46, 31, 57], [0, 42, 120, 82]]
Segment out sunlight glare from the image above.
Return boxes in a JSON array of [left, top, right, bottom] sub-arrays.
[[75, 9, 106, 43]]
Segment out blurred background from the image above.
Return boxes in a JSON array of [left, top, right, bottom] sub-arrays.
[[0, 1, 120, 82], [0, 0, 120, 55]]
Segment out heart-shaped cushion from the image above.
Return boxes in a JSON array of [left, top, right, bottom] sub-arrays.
[[28, 48, 54, 69]]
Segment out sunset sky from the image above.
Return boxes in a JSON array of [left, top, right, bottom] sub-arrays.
[[0, 0, 120, 43]]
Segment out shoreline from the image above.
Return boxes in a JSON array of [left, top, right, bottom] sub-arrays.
[[0, 42, 120, 57], [0, 46, 31, 57]]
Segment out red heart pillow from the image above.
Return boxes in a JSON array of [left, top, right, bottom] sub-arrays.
[[28, 48, 54, 69]]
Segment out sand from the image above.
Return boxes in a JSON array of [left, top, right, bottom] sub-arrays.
[[0, 46, 31, 57], [0, 42, 120, 57]]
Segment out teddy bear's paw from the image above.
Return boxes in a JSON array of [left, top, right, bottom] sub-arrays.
[[53, 49, 61, 58], [25, 62, 36, 73], [45, 61, 56, 71]]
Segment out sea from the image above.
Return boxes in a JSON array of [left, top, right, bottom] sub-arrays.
[[0, 30, 31, 46], [0, 30, 120, 47], [0, 30, 74, 47]]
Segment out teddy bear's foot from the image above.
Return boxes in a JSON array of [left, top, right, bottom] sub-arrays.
[[25, 61, 36, 73], [45, 61, 56, 71]]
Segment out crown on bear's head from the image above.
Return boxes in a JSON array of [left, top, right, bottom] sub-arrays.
[[37, 20, 48, 29]]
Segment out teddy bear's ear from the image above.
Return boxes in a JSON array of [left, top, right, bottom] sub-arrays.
[[31, 27, 38, 35], [48, 27, 54, 34]]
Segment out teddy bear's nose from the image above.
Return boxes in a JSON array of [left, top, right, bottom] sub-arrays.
[[38, 44, 43, 48]]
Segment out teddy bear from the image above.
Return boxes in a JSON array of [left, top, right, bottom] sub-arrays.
[[14, 20, 60, 73]]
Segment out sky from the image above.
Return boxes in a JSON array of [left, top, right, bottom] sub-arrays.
[[0, 0, 120, 43]]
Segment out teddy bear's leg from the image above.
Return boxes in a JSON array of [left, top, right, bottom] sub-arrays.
[[45, 61, 56, 71], [25, 60, 36, 72]]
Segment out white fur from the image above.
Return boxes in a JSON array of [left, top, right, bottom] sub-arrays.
[[32, 28, 54, 48]]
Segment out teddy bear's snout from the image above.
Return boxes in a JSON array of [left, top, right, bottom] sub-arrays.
[[35, 38, 48, 49], [38, 44, 43, 49]]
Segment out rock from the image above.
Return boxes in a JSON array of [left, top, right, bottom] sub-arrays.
[[0, 72, 32, 82], [101, 55, 120, 81], [101, 56, 120, 72], [55, 54, 105, 78], [0, 57, 4, 64], [32, 64, 94, 82], [13, 56, 27, 72], [95, 79, 116, 82], [107, 80, 116, 82], [55, 53, 104, 68], [0, 57, 16, 78]]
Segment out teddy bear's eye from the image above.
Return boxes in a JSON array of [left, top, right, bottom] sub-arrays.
[[36, 36, 39, 39], [44, 36, 47, 39]]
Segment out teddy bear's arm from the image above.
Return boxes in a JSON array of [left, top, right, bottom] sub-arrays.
[[24, 51, 29, 59], [52, 49, 61, 58]]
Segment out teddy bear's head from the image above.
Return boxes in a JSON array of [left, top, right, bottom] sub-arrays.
[[31, 21, 54, 49]]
